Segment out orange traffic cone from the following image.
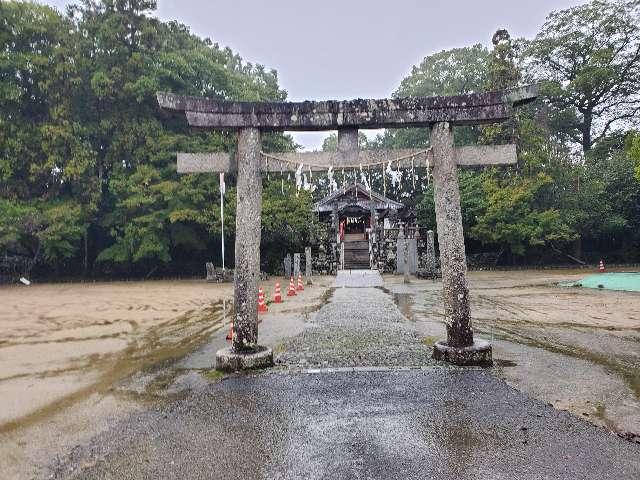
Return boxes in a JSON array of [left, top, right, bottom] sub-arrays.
[[274, 282, 283, 303], [226, 319, 233, 341], [287, 276, 297, 296], [297, 273, 304, 291], [258, 287, 268, 313], [599, 259, 605, 273]]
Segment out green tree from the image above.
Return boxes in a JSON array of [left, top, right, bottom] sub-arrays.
[[416, 171, 487, 235], [397, 44, 490, 97], [261, 179, 315, 272], [385, 45, 490, 148], [527, 0, 640, 153], [0, 1, 93, 271], [0, 198, 86, 268], [1, 0, 296, 278], [479, 29, 522, 146], [629, 132, 640, 181], [0, 1, 88, 200], [470, 173, 576, 257], [487, 29, 521, 90], [65, 0, 290, 272]]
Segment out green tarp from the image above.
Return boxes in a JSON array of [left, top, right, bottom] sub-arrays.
[[562, 272, 640, 292]]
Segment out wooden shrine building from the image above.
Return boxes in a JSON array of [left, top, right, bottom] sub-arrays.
[[313, 183, 407, 269]]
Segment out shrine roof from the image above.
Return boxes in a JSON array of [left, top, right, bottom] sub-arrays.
[[313, 183, 404, 213]]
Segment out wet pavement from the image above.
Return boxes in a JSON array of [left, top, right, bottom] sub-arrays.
[[49, 271, 640, 479], [55, 369, 640, 479]]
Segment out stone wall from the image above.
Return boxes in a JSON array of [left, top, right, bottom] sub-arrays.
[[372, 228, 442, 275], [308, 221, 442, 275]]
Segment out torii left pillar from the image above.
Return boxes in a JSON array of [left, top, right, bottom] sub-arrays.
[[215, 128, 274, 371]]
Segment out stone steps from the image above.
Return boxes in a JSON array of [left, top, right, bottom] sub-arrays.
[[343, 233, 366, 242], [344, 263, 371, 269], [344, 240, 369, 250], [343, 246, 370, 269]]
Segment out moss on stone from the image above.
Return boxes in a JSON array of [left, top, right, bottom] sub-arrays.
[[202, 369, 225, 382]]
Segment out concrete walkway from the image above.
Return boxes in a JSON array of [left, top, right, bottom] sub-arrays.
[[334, 269, 384, 288], [52, 274, 640, 479]]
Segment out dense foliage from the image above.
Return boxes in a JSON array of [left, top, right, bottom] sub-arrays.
[[1, 0, 639, 279], [382, 1, 640, 265], [0, 0, 312, 278]]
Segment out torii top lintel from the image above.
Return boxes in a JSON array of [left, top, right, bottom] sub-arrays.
[[156, 85, 538, 131]]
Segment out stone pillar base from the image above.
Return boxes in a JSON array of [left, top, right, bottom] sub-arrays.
[[215, 346, 274, 372], [432, 338, 492, 367]]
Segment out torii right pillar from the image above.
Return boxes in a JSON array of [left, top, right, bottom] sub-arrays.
[[430, 122, 492, 366]]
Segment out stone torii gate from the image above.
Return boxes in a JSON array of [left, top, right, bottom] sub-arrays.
[[157, 86, 537, 370]]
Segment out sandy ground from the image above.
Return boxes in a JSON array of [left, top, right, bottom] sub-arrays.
[[1, 270, 639, 478], [0, 281, 232, 427], [0, 276, 333, 479]]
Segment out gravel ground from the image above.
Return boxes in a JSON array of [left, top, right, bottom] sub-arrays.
[[275, 285, 437, 369]]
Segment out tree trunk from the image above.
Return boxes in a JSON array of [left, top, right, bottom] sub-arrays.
[[582, 110, 593, 153], [83, 230, 89, 276], [574, 237, 583, 261]]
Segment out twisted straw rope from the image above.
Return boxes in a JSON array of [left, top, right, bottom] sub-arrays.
[[259, 148, 432, 169]]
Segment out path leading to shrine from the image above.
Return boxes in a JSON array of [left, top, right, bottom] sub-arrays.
[[50, 270, 640, 479], [277, 270, 435, 369]]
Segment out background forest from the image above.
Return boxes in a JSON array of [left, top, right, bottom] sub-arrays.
[[1, 0, 639, 279]]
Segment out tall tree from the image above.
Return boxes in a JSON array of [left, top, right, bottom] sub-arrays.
[[0, 1, 91, 272], [1, 0, 295, 278], [382, 45, 490, 148], [527, 0, 640, 153], [479, 29, 522, 146], [630, 132, 640, 181], [470, 173, 576, 259]]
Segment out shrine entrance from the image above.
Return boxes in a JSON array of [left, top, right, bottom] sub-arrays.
[[340, 206, 371, 270], [315, 183, 405, 270], [342, 214, 368, 237], [157, 84, 538, 370]]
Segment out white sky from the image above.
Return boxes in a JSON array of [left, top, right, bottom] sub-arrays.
[[39, 0, 585, 150]]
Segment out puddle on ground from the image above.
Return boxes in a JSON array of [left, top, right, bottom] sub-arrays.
[[414, 400, 496, 475], [393, 293, 415, 321], [376, 287, 417, 321], [476, 320, 640, 402], [422, 336, 438, 346], [493, 359, 518, 367]]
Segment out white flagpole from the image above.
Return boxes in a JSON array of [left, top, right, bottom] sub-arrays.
[[220, 172, 225, 272]]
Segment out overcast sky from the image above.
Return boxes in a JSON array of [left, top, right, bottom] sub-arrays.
[[39, 0, 584, 150]]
